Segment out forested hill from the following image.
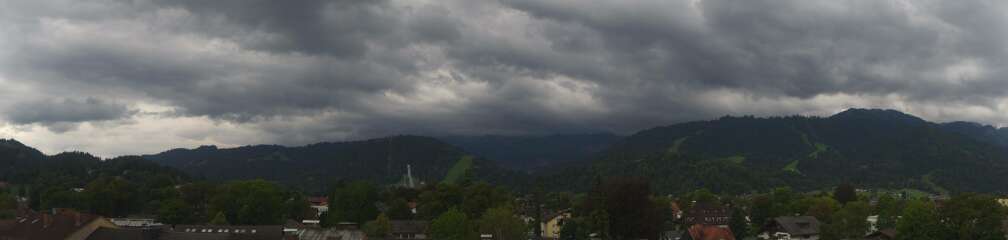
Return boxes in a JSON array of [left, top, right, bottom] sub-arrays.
[[939, 121, 1008, 147], [0, 139, 191, 212], [0, 139, 188, 186], [439, 133, 621, 171], [143, 135, 526, 192], [547, 109, 1008, 194], [0, 139, 45, 182]]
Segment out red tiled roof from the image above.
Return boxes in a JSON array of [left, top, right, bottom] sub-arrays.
[[307, 197, 328, 206], [686, 224, 735, 240]]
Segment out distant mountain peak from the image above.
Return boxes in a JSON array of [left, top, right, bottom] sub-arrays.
[[0, 138, 26, 147], [0, 139, 43, 156], [195, 145, 219, 150], [829, 108, 927, 124]]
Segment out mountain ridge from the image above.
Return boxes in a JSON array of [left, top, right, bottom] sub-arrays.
[[5, 108, 1008, 195], [142, 135, 527, 192], [438, 133, 621, 171], [544, 108, 1008, 194]]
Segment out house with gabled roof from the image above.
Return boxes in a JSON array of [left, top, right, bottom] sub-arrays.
[[540, 209, 571, 240], [757, 216, 821, 240], [685, 202, 731, 227], [0, 208, 117, 240], [389, 220, 428, 240]]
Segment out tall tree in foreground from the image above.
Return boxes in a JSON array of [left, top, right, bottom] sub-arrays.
[[179, 182, 216, 222], [0, 192, 15, 219], [874, 194, 902, 230], [729, 207, 750, 239], [896, 200, 942, 240], [804, 197, 839, 223], [418, 183, 463, 219], [363, 213, 392, 237], [582, 177, 661, 240], [833, 183, 856, 205], [84, 177, 139, 217], [209, 180, 285, 225], [939, 193, 1006, 240], [559, 219, 588, 240], [478, 206, 527, 240], [430, 208, 476, 240], [822, 201, 870, 239], [284, 192, 311, 221], [158, 198, 193, 224], [461, 182, 512, 219], [530, 180, 545, 240], [327, 181, 380, 225]]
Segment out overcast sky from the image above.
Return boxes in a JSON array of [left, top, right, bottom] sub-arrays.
[[2, 0, 1008, 157]]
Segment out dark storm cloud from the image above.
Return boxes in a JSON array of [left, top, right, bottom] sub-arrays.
[[3, 0, 1008, 151], [5, 98, 133, 132], [499, 0, 1008, 99], [153, 0, 404, 57]]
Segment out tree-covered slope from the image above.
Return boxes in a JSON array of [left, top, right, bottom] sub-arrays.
[[439, 133, 621, 171], [939, 121, 1008, 147], [0, 139, 188, 186], [0, 139, 46, 182], [547, 109, 1008, 194], [144, 135, 525, 191]]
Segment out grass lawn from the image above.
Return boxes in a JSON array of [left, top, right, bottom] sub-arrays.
[[442, 155, 474, 184], [783, 159, 801, 174]]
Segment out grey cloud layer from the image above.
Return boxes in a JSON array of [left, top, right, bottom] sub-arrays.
[[2, 0, 1008, 147], [6, 98, 131, 125]]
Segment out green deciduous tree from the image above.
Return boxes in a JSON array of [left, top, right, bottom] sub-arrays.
[[84, 177, 139, 217], [284, 192, 311, 221], [209, 180, 285, 225], [364, 213, 392, 237], [874, 194, 902, 230], [805, 197, 840, 224], [386, 198, 414, 220], [158, 198, 193, 224], [327, 181, 379, 225], [179, 182, 216, 222], [939, 193, 1006, 240], [686, 188, 719, 207], [431, 208, 476, 240], [418, 183, 463, 219], [833, 183, 857, 205], [0, 192, 15, 219], [461, 182, 512, 219], [210, 211, 229, 226], [822, 201, 870, 239], [580, 177, 661, 240], [559, 219, 588, 240], [546, 192, 574, 212], [896, 200, 942, 240], [749, 194, 773, 230], [729, 207, 750, 239], [478, 206, 527, 240]]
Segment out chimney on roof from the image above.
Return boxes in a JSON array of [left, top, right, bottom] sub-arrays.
[[42, 214, 52, 228], [74, 211, 82, 226]]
